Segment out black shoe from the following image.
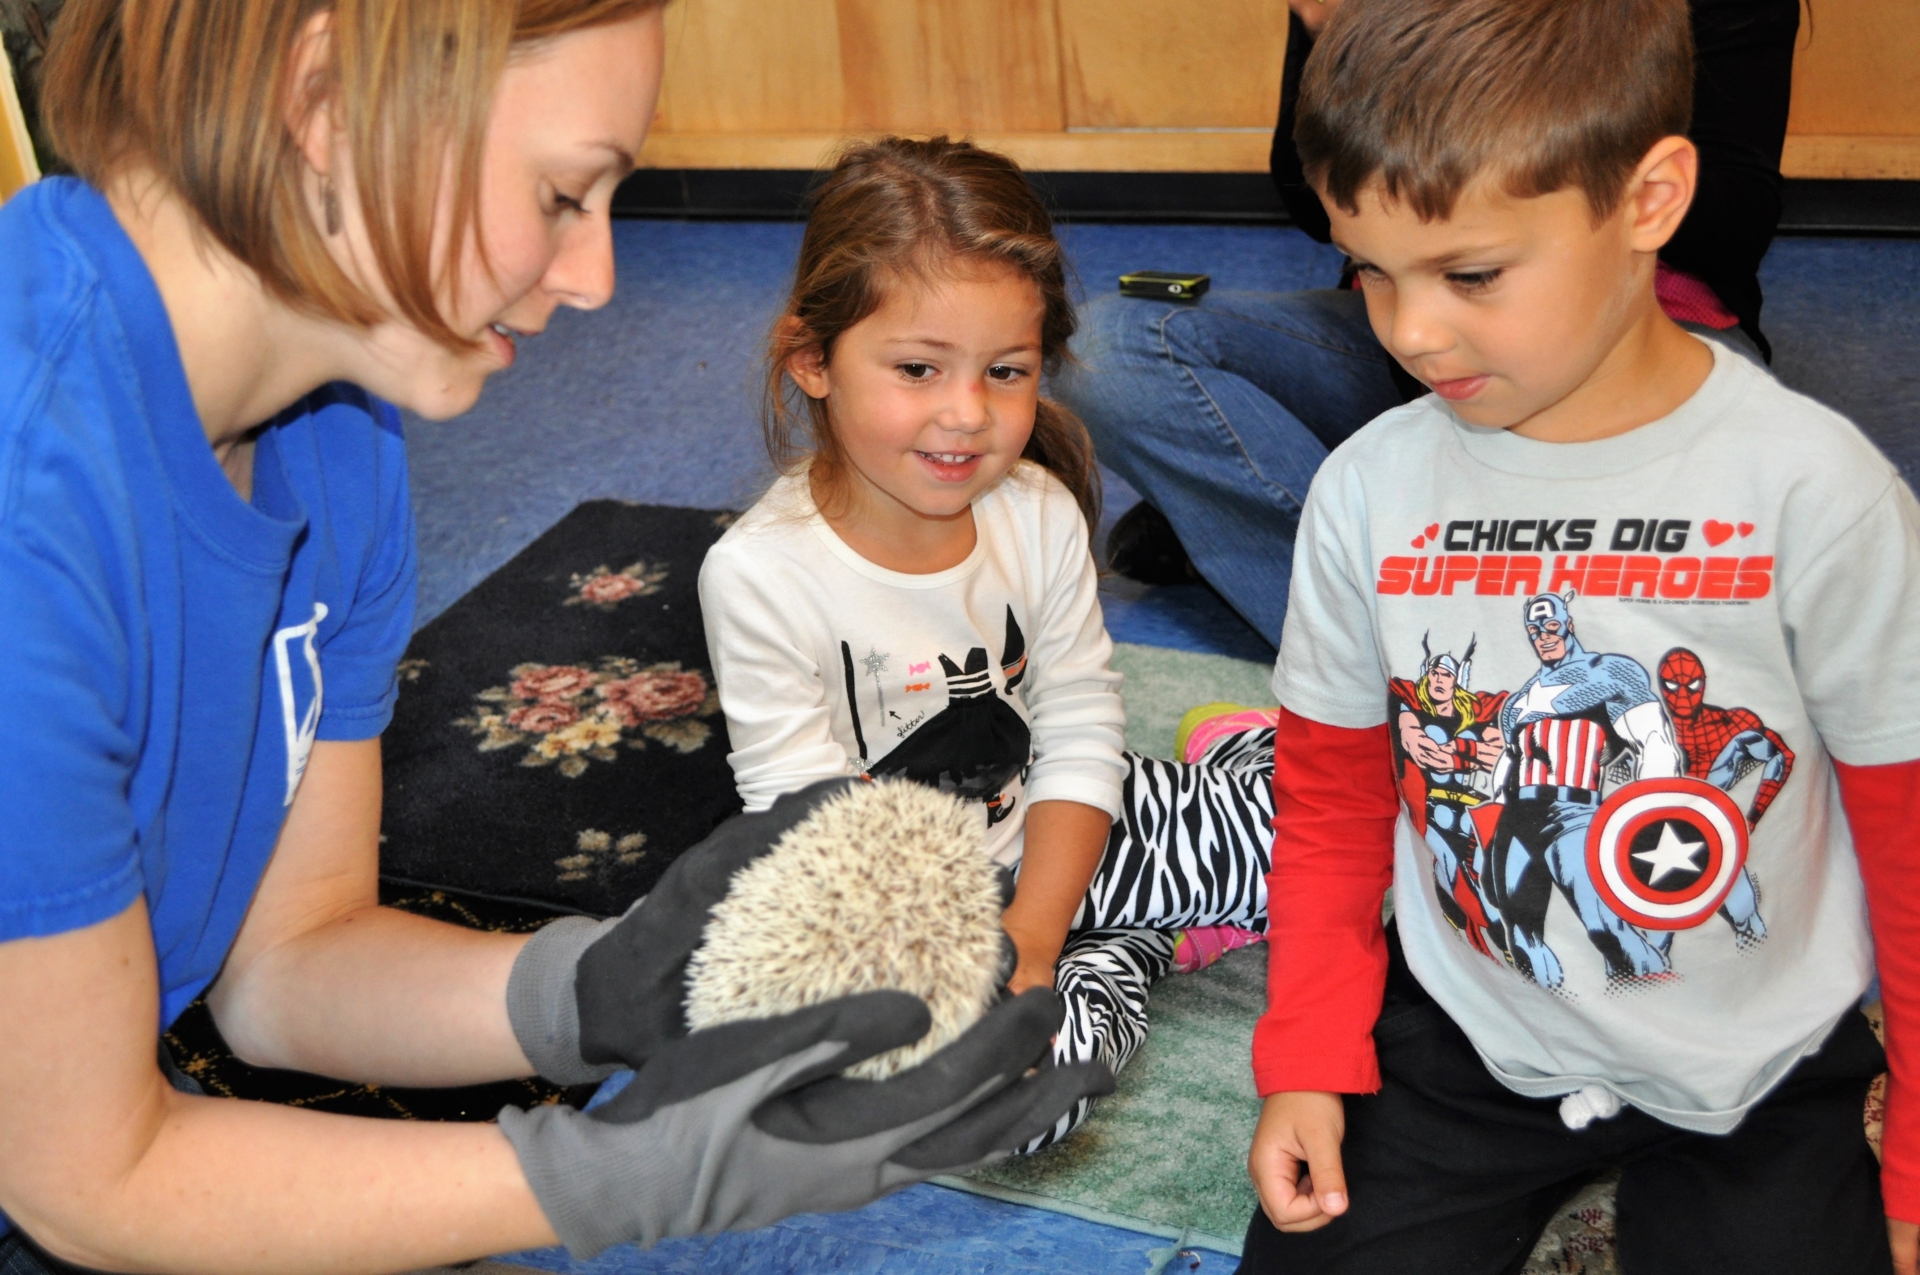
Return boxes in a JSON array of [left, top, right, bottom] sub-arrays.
[[1106, 502, 1201, 585]]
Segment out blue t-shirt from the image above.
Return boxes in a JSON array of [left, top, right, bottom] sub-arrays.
[[0, 178, 417, 1030]]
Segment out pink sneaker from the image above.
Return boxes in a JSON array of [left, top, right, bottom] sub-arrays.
[[1171, 924, 1266, 974], [1175, 702, 1281, 765]]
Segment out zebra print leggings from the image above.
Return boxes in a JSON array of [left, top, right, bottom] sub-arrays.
[[1026, 724, 1276, 1150]]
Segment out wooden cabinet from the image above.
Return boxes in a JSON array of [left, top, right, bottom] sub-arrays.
[[1782, 0, 1920, 178], [645, 0, 1287, 171], [641, 0, 1920, 180]]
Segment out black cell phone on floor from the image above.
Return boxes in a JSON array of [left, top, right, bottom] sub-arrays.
[[1118, 270, 1211, 302]]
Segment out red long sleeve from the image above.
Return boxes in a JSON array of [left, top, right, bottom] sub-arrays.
[[1835, 756, 1920, 1223], [1252, 708, 1400, 1096]]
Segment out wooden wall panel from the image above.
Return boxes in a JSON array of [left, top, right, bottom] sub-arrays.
[[1786, 0, 1920, 136], [638, 129, 1271, 172], [1057, 0, 1287, 130], [653, 0, 844, 133], [635, 0, 1920, 179], [835, 0, 1064, 133]]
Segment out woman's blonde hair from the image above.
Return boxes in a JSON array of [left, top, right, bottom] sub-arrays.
[[40, 0, 660, 350], [765, 136, 1099, 531]]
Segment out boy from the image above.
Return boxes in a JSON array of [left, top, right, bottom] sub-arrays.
[[1243, 0, 1920, 1271]]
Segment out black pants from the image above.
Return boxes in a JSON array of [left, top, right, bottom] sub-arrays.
[[1239, 927, 1892, 1275]]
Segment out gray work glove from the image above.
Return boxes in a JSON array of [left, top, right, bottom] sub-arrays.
[[499, 984, 1110, 1257], [507, 779, 871, 1085]]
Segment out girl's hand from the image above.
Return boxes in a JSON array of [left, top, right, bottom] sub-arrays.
[[1249, 1091, 1350, 1232], [1000, 800, 1112, 996], [1892, 1216, 1918, 1275]]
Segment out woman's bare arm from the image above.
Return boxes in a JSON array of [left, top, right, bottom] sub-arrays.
[[0, 899, 557, 1274], [208, 738, 536, 1086]]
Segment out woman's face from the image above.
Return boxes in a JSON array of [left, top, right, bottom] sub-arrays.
[[341, 11, 664, 420]]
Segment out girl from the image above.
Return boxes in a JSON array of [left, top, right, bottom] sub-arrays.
[[700, 136, 1282, 1144]]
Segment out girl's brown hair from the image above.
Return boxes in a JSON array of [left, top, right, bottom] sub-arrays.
[[766, 136, 1100, 531], [39, 0, 660, 351]]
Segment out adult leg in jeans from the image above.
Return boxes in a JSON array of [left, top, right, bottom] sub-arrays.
[[1054, 288, 1404, 646]]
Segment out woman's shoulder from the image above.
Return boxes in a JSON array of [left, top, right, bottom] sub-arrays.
[[0, 184, 127, 490], [0, 179, 103, 325]]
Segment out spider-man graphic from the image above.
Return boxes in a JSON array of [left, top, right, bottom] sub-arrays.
[[1657, 648, 1794, 829], [1652, 647, 1791, 947]]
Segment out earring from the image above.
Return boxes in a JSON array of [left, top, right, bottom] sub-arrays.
[[321, 177, 341, 236]]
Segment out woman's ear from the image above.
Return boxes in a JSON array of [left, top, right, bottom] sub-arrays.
[[284, 9, 337, 181], [780, 317, 832, 399]]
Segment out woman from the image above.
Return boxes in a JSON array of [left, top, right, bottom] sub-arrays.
[[0, 3, 1103, 1271]]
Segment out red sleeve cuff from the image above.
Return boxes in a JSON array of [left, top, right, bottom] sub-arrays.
[[1252, 1040, 1383, 1096], [1884, 1164, 1920, 1225]]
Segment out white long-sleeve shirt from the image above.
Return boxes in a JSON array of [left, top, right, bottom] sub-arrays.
[[699, 462, 1127, 865]]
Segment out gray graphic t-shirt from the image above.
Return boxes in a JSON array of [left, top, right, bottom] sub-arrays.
[[1274, 341, 1920, 1132]]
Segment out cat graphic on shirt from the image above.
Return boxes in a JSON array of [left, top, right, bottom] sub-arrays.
[[842, 606, 1031, 825]]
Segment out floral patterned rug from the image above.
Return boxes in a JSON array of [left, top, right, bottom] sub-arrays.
[[380, 501, 745, 917]]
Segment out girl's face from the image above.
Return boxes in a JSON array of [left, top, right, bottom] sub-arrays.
[[791, 263, 1046, 533], [330, 11, 664, 420]]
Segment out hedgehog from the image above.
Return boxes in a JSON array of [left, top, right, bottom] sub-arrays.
[[683, 778, 1008, 1080]]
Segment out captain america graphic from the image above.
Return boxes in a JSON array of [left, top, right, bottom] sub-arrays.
[[1486, 591, 1683, 988]]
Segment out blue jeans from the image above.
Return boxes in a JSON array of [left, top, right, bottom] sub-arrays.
[[1055, 288, 1765, 648], [0, 1234, 95, 1275]]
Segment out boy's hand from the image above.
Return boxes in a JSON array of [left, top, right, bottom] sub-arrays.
[[1892, 1217, 1917, 1275], [1249, 1091, 1350, 1232]]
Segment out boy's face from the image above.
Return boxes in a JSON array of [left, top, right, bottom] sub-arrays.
[[1326, 177, 1652, 436]]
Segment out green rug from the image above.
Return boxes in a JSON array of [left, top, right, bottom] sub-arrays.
[[954, 942, 1267, 1252], [948, 643, 1273, 1253], [1109, 642, 1278, 762]]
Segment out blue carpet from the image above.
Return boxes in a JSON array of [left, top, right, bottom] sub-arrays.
[[496, 1184, 1239, 1275], [406, 219, 1916, 1273]]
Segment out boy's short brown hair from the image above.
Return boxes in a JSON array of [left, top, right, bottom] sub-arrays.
[[1297, 0, 1693, 222]]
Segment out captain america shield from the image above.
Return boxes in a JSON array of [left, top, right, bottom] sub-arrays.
[[1585, 777, 1748, 931]]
